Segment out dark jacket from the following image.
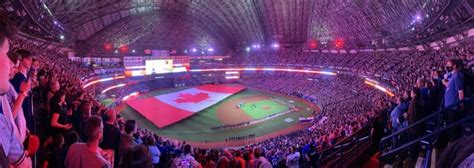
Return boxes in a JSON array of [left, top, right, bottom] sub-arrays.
[[407, 98, 425, 134]]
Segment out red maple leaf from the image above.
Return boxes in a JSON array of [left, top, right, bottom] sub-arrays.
[[173, 92, 210, 103]]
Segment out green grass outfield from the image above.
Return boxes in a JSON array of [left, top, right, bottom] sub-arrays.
[[101, 98, 116, 106], [241, 100, 289, 119], [119, 87, 316, 143]]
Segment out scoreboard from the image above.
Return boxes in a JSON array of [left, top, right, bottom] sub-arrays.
[[123, 56, 189, 76]]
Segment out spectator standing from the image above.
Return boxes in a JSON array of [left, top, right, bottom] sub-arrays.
[[100, 108, 121, 167], [443, 59, 465, 108], [254, 148, 272, 168], [389, 97, 407, 132], [49, 91, 72, 136], [443, 59, 466, 142], [234, 150, 246, 168], [65, 116, 111, 168], [145, 136, 161, 168], [216, 149, 230, 168], [5, 54, 29, 146], [9, 49, 34, 132], [0, 13, 39, 167], [307, 144, 320, 168], [46, 81, 60, 112], [430, 69, 444, 110], [73, 102, 91, 141], [286, 146, 300, 168], [119, 120, 138, 163], [171, 144, 199, 168], [407, 88, 425, 136], [119, 145, 153, 168]]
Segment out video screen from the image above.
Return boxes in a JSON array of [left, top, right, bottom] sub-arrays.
[[145, 60, 173, 75]]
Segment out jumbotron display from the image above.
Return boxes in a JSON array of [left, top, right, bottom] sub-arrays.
[[144, 59, 173, 75], [123, 55, 189, 76]]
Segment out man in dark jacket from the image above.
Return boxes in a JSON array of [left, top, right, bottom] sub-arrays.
[[9, 49, 34, 132], [100, 109, 121, 167]]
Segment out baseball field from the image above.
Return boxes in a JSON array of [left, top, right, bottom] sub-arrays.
[[119, 85, 318, 148]]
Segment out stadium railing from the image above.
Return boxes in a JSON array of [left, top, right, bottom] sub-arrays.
[[379, 96, 474, 167], [319, 125, 372, 168]]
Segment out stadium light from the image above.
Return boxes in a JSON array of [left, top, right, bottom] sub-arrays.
[[102, 84, 126, 94], [364, 80, 395, 97], [132, 49, 136, 53], [103, 43, 113, 52], [246, 47, 251, 52], [415, 13, 422, 21], [83, 76, 125, 89], [122, 92, 139, 101], [192, 48, 197, 52], [184, 50, 188, 53], [272, 43, 279, 48], [335, 38, 344, 48], [59, 35, 65, 40], [207, 48, 214, 52], [309, 39, 318, 49], [119, 45, 129, 53]]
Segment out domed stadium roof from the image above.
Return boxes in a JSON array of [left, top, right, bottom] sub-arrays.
[[14, 0, 474, 52]]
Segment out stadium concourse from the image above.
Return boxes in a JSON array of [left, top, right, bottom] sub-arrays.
[[1, 1, 474, 168]]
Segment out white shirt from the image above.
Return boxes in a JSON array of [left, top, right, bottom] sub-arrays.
[[286, 152, 300, 168], [0, 111, 26, 166], [0, 84, 27, 143], [148, 145, 161, 164]]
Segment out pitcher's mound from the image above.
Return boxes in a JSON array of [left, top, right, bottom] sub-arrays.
[[261, 105, 271, 110]]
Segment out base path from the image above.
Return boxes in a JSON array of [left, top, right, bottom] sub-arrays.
[[216, 95, 270, 125]]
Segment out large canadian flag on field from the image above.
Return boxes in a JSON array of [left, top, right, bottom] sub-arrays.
[[126, 84, 245, 128]]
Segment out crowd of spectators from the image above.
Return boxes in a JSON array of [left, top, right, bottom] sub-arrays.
[[222, 46, 473, 92], [62, 65, 387, 167]]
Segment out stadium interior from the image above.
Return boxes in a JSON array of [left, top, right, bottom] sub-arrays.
[[1, 0, 474, 168]]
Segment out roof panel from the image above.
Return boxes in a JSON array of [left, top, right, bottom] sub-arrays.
[[22, 0, 474, 51]]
